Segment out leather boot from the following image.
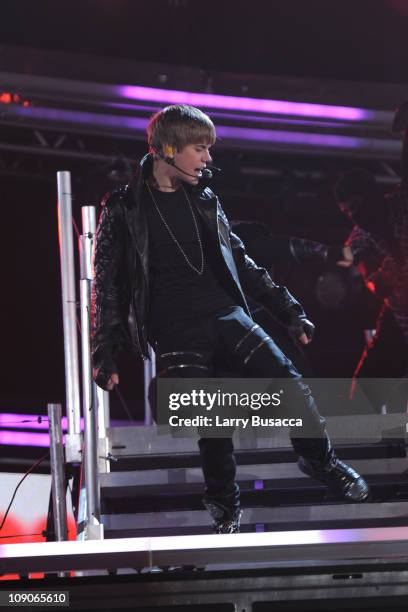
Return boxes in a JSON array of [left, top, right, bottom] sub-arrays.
[[203, 499, 243, 534], [298, 441, 369, 502]]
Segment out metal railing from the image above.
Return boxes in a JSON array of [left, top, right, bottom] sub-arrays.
[[56, 172, 111, 540], [56, 169, 158, 540], [57, 171, 81, 464]]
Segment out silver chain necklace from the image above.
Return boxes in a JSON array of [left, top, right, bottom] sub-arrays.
[[146, 181, 205, 275]]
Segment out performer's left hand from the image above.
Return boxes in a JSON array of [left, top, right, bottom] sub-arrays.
[[299, 317, 315, 344], [298, 332, 310, 345], [289, 316, 315, 345]]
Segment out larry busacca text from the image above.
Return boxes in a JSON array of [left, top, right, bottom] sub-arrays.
[[168, 414, 303, 429]]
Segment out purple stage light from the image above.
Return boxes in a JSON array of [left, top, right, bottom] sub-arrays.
[[0, 430, 50, 447], [217, 126, 361, 148], [216, 125, 401, 154], [9, 104, 147, 130], [217, 125, 363, 148], [5, 105, 398, 156], [118, 85, 373, 122], [0, 413, 82, 431], [0, 413, 141, 446]]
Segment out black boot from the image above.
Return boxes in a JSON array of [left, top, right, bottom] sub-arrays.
[[203, 499, 243, 534], [298, 441, 370, 503]]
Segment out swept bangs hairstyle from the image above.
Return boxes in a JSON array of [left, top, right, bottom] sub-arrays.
[[147, 105, 216, 154]]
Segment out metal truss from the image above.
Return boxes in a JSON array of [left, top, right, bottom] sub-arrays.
[[0, 69, 404, 182]]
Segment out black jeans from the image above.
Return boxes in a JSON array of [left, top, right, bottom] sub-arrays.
[[154, 305, 328, 509]]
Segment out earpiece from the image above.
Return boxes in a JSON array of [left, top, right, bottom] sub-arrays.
[[150, 143, 221, 182], [150, 143, 174, 163], [164, 145, 174, 159]]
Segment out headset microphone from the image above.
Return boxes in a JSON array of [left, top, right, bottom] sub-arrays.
[[201, 166, 222, 180], [154, 147, 221, 181], [203, 165, 221, 180], [165, 158, 221, 181], [166, 158, 198, 179]]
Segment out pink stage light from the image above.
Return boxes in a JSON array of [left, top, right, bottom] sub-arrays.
[[118, 85, 373, 122], [0, 413, 140, 446], [0, 413, 81, 431], [0, 430, 50, 448], [11, 104, 148, 130], [216, 126, 363, 149], [9, 106, 394, 156]]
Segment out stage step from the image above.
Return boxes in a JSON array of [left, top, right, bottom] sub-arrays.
[[101, 457, 408, 512], [101, 457, 408, 488], [101, 500, 408, 538], [108, 442, 406, 472], [107, 417, 407, 476], [100, 454, 408, 538], [99, 418, 408, 539], [101, 472, 408, 512], [108, 416, 408, 461]]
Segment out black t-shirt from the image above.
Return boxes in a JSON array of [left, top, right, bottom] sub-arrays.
[[144, 185, 235, 339]]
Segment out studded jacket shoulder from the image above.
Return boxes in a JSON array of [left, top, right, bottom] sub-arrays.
[[91, 186, 133, 373]]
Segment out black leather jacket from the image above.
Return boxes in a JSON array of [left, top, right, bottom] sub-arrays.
[[91, 154, 309, 373]]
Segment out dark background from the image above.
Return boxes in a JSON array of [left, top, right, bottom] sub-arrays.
[[1, 0, 404, 419], [2, 0, 408, 84]]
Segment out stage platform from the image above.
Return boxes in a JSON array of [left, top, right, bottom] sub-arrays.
[[2, 417, 408, 609], [2, 528, 408, 610]]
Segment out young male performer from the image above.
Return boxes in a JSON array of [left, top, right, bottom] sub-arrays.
[[92, 105, 369, 533]]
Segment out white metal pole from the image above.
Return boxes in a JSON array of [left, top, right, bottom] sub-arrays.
[[48, 403, 68, 542], [57, 171, 82, 463], [144, 345, 156, 426], [79, 206, 103, 538]]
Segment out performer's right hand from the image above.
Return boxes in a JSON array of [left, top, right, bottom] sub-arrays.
[[93, 367, 119, 391], [336, 246, 354, 268], [106, 373, 119, 391]]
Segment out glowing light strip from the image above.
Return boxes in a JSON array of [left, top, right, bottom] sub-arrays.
[[0, 412, 143, 448], [2, 527, 408, 574], [0, 413, 140, 446], [0, 413, 78, 430], [5, 106, 398, 155], [216, 125, 401, 153], [0, 430, 50, 448], [118, 84, 373, 121], [8, 104, 147, 130]]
